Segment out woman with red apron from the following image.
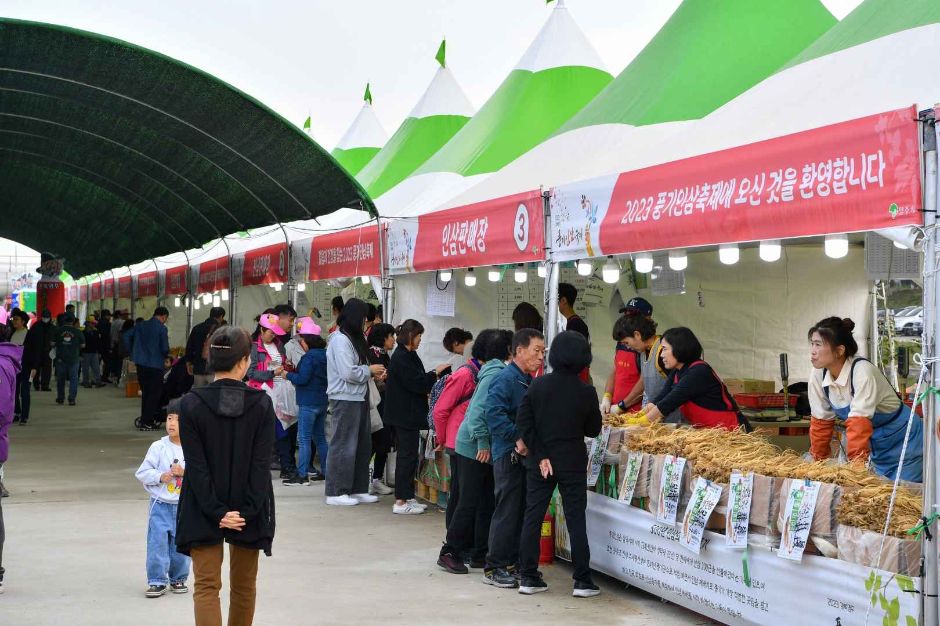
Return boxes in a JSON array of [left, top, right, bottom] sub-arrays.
[[642, 327, 748, 431]]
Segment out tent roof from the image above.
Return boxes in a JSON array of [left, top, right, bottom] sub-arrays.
[[331, 101, 387, 176], [0, 18, 374, 278]]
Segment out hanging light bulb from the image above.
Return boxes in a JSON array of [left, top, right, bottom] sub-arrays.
[[270, 282, 283, 292], [668, 249, 688, 271], [824, 234, 849, 259], [488, 268, 501, 282], [537, 264, 547, 279], [602, 257, 619, 284], [719, 244, 740, 265], [893, 240, 909, 250], [296, 282, 306, 292], [439, 269, 452, 282], [173, 296, 181, 308], [202, 293, 212, 304], [213, 295, 222, 307], [221, 288, 229, 301], [514, 264, 527, 283], [360, 275, 370, 284], [193, 298, 201, 311], [759, 240, 782, 262], [634, 253, 653, 274], [576, 259, 592, 276], [464, 267, 477, 287]]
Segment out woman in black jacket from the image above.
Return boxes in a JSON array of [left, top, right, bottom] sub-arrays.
[[383, 319, 448, 515], [516, 331, 602, 598], [367, 323, 396, 495], [176, 325, 275, 626]]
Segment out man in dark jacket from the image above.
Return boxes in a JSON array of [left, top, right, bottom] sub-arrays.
[[482, 328, 545, 589], [184, 307, 225, 388], [31, 310, 54, 391], [516, 331, 602, 598], [125, 307, 170, 430]]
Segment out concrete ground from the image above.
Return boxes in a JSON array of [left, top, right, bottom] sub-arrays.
[[0, 386, 711, 625]]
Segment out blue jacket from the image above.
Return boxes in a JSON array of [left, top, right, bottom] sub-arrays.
[[455, 359, 506, 461], [286, 348, 328, 409], [484, 361, 532, 462], [124, 317, 169, 371]]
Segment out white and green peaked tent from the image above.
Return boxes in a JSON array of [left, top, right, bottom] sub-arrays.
[[443, 0, 837, 207], [355, 41, 475, 199], [377, 0, 612, 217], [331, 83, 388, 176]]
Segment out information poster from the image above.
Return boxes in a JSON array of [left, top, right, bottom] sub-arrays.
[[656, 455, 686, 526]]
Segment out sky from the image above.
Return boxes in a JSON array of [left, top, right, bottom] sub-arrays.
[[2, 0, 864, 154]]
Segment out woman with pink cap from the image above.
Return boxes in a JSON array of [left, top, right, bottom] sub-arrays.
[[284, 317, 329, 486], [248, 313, 293, 476]]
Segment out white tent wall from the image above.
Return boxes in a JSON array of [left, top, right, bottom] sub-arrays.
[[232, 284, 284, 332], [164, 301, 190, 349]]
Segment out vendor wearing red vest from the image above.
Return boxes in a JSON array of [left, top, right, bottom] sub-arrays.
[[603, 316, 643, 414], [642, 327, 748, 431], [557, 283, 591, 384]]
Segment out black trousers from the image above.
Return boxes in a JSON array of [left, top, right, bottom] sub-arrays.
[[276, 422, 298, 474], [34, 357, 52, 390], [394, 427, 419, 501], [371, 426, 392, 480], [445, 451, 460, 529], [519, 467, 591, 583], [100, 348, 112, 381], [137, 365, 164, 427], [486, 453, 526, 570], [443, 454, 494, 560]]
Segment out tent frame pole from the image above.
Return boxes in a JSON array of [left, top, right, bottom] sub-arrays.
[[376, 215, 392, 324], [542, 190, 559, 372]]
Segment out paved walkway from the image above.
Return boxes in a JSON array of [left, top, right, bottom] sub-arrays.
[[0, 385, 710, 625]]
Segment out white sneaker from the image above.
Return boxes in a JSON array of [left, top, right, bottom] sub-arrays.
[[351, 493, 379, 504], [393, 501, 425, 515], [369, 479, 393, 495], [325, 495, 359, 506], [407, 498, 428, 510]]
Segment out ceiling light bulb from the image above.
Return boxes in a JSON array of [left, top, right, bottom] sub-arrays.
[[221, 289, 229, 301], [213, 295, 221, 307], [602, 257, 619, 284], [719, 244, 739, 265], [537, 264, 547, 279], [439, 269, 452, 282], [759, 240, 782, 262], [173, 296, 181, 308], [271, 282, 283, 292], [824, 234, 849, 259], [360, 275, 370, 284], [202, 293, 212, 304], [893, 240, 908, 250], [296, 282, 306, 292], [576, 259, 592, 276], [464, 268, 477, 287], [514, 264, 527, 283], [667, 249, 688, 271], [488, 268, 500, 282], [634, 253, 653, 274], [193, 299, 201, 310]]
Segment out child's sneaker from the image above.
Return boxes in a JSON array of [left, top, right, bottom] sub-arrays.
[[145, 584, 167, 598], [170, 582, 188, 594]]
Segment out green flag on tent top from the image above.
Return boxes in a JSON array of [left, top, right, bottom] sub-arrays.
[[302, 115, 311, 131], [435, 39, 446, 68], [363, 82, 373, 105]]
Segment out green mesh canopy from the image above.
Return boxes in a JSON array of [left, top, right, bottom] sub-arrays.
[[0, 18, 375, 277]]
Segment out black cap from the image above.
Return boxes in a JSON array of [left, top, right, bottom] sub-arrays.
[[619, 297, 653, 317]]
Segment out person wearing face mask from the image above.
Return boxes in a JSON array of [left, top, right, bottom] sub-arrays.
[[807, 317, 922, 482], [31, 310, 55, 392]]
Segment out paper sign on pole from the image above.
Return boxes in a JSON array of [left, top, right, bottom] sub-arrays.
[[586, 425, 611, 487], [725, 470, 754, 549], [680, 478, 724, 554], [618, 451, 644, 503], [778, 479, 820, 561], [656, 455, 686, 526]]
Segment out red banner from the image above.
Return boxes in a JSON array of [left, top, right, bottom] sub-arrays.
[[67, 284, 78, 303], [117, 276, 132, 299], [79, 284, 88, 302], [309, 227, 380, 280], [90, 281, 101, 301], [164, 265, 188, 296], [103, 278, 115, 299], [412, 190, 544, 272], [242, 243, 288, 286], [596, 107, 922, 255], [136, 271, 158, 298], [197, 257, 230, 294]]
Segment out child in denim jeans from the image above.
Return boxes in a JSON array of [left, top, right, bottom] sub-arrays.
[[135, 398, 190, 597], [284, 317, 329, 486]]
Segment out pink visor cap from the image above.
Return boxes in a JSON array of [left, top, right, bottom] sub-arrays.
[[258, 313, 286, 336], [295, 316, 321, 336]]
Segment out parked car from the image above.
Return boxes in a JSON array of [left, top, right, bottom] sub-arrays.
[[895, 306, 923, 332], [900, 321, 923, 337]]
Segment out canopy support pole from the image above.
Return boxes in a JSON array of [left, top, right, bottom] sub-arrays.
[[182, 250, 193, 338], [108, 269, 117, 318], [541, 190, 559, 372], [278, 223, 296, 312], [376, 216, 392, 324]]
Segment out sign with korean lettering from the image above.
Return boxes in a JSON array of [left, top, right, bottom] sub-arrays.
[[586, 425, 611, 487], [778, 480, 820, 562], [241, 243, 288, 287], [117, 276, 132, 299], [68, 284, 78, 301], [656, 455, 686, 526], [404, 190, 544, 274], [164, 265, 187, 296], [725, 471, 754, 549], [90, 281, 101, 301], [563, 107, 921, 258], [619, 451, 644, 503], [103, 278, 115, 299], [310, 226, 380, 280], [136, 271, 158, 298], [386, 219, 419, 274], [587, 492, 919, 626], [680, 478, 723, 555], [195, 257, 230, 294]]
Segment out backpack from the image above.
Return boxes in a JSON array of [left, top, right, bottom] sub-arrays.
[[427, 363, 479, 432]]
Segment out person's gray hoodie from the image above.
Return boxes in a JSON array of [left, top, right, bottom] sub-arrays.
[[326, 331, 370, 401]]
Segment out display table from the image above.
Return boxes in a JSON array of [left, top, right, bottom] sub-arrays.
[[582, 491, 920, 626]]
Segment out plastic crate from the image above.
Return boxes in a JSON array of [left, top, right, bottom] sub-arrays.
[[734, 393, 797, 409]]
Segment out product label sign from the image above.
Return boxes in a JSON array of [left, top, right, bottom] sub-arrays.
[[619, 451, 644, 503], [778, 479, 820, 561], [725, 470, 754, 549], [656, 455, 687, 526], [680, 478, 723, 555], [586, 425, 612, 487]]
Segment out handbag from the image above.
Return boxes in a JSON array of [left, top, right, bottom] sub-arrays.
[[367, 378, 383, 433]]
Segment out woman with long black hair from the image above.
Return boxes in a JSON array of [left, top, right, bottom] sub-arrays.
[[324, 298, 386, 506]]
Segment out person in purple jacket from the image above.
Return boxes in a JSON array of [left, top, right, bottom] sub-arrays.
[[0, 341, 24, 594]]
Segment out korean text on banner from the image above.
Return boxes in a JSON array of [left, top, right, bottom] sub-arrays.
[[90, 281, 101, 301], [117, 276, 132, 299], [241, 243, 288, 287], [103, 278, 115, 299], [196, 257, 230, 294], [309, 227, 380, 280], [136, 271, 158, 298], [164, 266, 187, 296], [588, 107, 921, 256], [409, 190, 544, 273], [79, 284, 88, 302]]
